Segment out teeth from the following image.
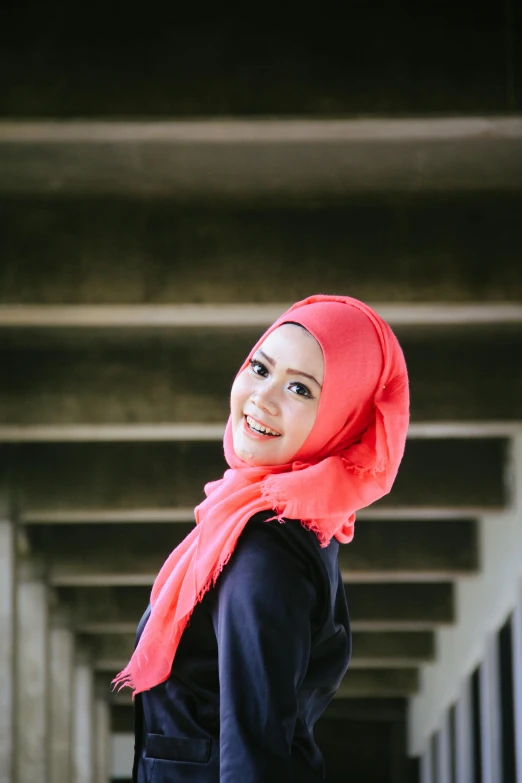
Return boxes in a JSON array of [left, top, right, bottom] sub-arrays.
[[246, 416, 280, 437]]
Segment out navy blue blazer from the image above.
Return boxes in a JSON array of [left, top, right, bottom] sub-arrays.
[[132, 511, 351, 782]]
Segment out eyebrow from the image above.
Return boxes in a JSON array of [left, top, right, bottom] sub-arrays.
[[256, 349, 322, 389]]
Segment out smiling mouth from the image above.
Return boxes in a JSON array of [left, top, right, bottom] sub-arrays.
[[244, 415, 281, 437]]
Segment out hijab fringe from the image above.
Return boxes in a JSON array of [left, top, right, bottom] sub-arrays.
[[342, 456, 389, 477]]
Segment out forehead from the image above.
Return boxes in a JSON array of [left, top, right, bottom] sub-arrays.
[[258, 324, 323, 366]]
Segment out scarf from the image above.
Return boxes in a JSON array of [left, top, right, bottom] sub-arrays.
[[113, 294, 410, 695]]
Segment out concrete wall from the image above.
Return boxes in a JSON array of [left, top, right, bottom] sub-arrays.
[[408, 430, 522, 758]]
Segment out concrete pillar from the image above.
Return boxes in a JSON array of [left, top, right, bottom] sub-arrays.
[[479, 636, 502, 783], [0, 519, 15, 783], [94, 697, 110, 783], [514, 578, 522, 783], [455, 677, 473, 783], [436, 712, 451, 783], [48, 615, 75, 783], [420, 743, 433, 783], [14, 563, 49, 783], [72, 650, 95, 783]]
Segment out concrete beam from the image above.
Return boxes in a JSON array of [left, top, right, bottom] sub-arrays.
[[59, 582, 455, 633], [0, 421, 520, 443], [20, 505, 502, 524], [1, 0, 517, 119], [27, 519, 479, 586], [1, 303, 522, 329], [1, 326, 521, 427], [90, 630, 435, 671], [1, 118, 521, 197], [2, 195, 522, 305], [336, 668, 420, 698], [339, 519, 478, 582], [346, 583, 455, 630], [13, 440, 507, 512]]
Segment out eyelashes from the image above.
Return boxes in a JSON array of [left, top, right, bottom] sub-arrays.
[[249, 358, 268, 377], [248, 359, 314, 399]]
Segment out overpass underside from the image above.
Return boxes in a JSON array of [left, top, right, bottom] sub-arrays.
[[1, 5, 522, 782]]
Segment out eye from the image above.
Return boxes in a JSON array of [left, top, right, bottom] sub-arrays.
[[289, 382, 313, 399], [249, 359, 269, 377]]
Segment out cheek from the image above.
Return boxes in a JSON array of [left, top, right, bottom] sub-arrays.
[[275, 403, 318, 464], [230, 371, 250, 418], [287, 401, 319, 448]]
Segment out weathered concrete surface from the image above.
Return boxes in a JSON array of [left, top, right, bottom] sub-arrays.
[[12, 439, 507, 511], [1, 2, 519, 116], [2, 119, 522, 197], [1, 326, 521, 424], [345, 583, 455, 629], [1, 196, 522, 303], [0, 520, 14, 783], [15, 571, 49, 783], [94, 698, 110, 783], [72, 654, 95, 783], [337, 668, 420, 697], [350, 632, 435, 667], [25, 518, 478, 585], [58, 582, 455, 633], [48, 623, 75, 783]]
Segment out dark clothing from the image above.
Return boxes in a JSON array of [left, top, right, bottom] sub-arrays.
[[133, 512, 351, 783]]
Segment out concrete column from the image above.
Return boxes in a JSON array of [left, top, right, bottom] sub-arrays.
[[455, 677, 473, 783], [14, 563, 49, 783], [72, 650, 95, 783], [48, 616, 75, 783], [94, 697, 110, 783], [436, 711, 451, 783], [512, 577, 522, 783], [480, 636, 502, 783], [0, 519, 15, 783], [420, 743, 433, 783]]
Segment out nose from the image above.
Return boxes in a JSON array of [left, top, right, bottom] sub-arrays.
[[250, 385, 279, 416]]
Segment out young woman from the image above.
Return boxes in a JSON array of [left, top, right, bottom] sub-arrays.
[[114, 294, 410, 783]]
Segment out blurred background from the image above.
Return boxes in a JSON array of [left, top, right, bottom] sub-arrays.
[[1, 1, 521, 781]]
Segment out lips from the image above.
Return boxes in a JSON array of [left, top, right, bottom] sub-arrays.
[[244, 414, 281, 437]]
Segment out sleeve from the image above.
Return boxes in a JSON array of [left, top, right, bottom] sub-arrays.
[[211, 518, 319, 783]]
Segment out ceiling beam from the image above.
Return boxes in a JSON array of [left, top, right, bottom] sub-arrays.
[[336, 668, 419, 698], [0, 303, 521, 329], [1, 420, 519, 443], [1, 117, 521, 197], [28, 518, 478, 586], [20, 505, 500, 524], [11, 438, 508, 511], [3, 117, 521, 144], [60, 582, 455, 634]]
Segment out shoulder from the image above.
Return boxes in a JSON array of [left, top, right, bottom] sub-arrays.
[[243, 511, 340, 583], [215, 512, 338, 617]]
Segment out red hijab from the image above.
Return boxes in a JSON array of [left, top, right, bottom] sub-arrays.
[[113, 295, 409, 695]]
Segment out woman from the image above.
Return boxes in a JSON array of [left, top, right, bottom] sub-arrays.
[[114, 294, 410, 782]]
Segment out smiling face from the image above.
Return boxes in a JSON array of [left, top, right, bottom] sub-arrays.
[[230, 323, 324, 466]]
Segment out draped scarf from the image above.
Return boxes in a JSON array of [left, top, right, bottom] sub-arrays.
[[113, 295, 410, 695]]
